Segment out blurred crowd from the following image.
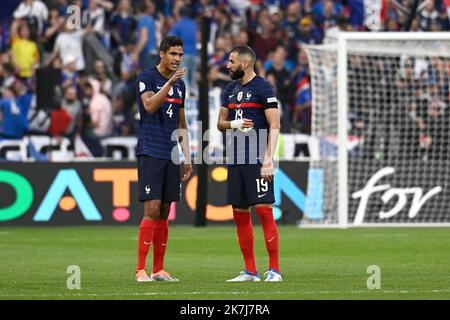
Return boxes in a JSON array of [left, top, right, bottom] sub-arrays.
[[0, 0, 449, 157]]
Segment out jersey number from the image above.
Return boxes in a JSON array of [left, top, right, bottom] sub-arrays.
[[256, 178, 268, 193], [166, 104, 173, 118], [235, 109, 243, 120]]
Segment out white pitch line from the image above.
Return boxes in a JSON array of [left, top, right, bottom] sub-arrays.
[[0, 289, 449, 298]]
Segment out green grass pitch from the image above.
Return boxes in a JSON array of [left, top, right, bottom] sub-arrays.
[[0, 226, 449, 300]]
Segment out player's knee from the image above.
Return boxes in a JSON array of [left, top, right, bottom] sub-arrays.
[[144, 202, 161, 220], [159, 203, 171, 220]]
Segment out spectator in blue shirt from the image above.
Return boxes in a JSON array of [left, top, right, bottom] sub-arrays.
[[0, 78, 32, 138], [170, 5, 198, 96], [132, 0, 159, 69]]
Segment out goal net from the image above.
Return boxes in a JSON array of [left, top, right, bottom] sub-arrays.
[[304, 33, 450, 227]]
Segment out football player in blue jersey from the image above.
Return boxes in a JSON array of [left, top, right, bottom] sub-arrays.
[[134, 36, 193, 282], [217, 46, 282, 282]]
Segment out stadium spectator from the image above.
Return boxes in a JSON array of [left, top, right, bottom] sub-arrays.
[[314, 0, 340, 35], [85, 78, 113, 138], [423, 84, 448, 160], [61, 54, 79, 89], [0, 77, 32, 139], [250, 14, 278, 73], [112, 94, 132, 136], [170, 5, 198, 96], [93, 59, 113, 97], [61, 85, 82, 137], [418, 0, 441, 31], [292, 47, 312, 134], [282, 1, 301, 38], [41, 8, 65, 56], [385, 18, 401, 31], [234, 28, 250, 47], [295, 16, 322, 45], [79, 78, 112, 156], [0, 63, 16, 90], [81, 0, 114, 45], [266, 46, 294, 118], [45, 17, 90, 72], [209, 6, 232, 42], [268, 6, 288, 45], [133, 0, 159, 70], [312, 0, 343, 22], [13, 0, 49, 37], [112, 36, 138, 106], [10, 20, 40, 79], [110, 0, 137, 51], [323, 15, 351, 43], [208, 36, 231, 90], [282, 1, 303, 64], [193, 0, 215, 18]]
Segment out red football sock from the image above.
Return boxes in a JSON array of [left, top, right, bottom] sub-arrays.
[[233, 210, 257, 275], [256, 206, 279, 273], [136, 218, 155, 272], [152, 219, 169, 274]]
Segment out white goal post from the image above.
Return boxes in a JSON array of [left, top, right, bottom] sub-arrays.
[[304, 32, 450, 228]]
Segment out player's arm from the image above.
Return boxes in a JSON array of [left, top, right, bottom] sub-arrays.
[[217, 107, 253, 132], [261, 109, 280, 182], [178, 107, 193, 181], [261, 108, 280, 182], [140, 68, 185, 114]]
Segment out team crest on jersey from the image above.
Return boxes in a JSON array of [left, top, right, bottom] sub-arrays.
[[246, 92, 252, 100], [139, 82, 146, 92], [169, 87, 174, 96], [237, 91, 243, 102]]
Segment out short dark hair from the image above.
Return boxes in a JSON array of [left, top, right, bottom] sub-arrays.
[[137, 0, 147, 14], [230, 46, 256, 63], [159, 36, 184, 53]]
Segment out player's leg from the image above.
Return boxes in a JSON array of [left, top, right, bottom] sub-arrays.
[[152, 202, 170, 274], [243, 164, 282, 282], [226, 166, 260, 282], [150, 160, 180, 282], [136, 156, 165, 282], [255, 204, 282, 282]]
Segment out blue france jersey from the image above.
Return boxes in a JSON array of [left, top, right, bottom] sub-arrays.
[[221, 76, 278, 165], [136, 67, 186, 159]]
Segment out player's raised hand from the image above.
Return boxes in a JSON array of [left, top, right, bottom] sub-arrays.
[[182, 163, 193, 182], [169, 68, 185, 85], [261, 158, 274, 182]]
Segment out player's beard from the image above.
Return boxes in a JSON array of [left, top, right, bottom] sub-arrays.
[[230, 67, 245, 80]]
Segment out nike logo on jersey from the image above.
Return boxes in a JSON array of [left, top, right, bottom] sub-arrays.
[[268, 236, 276, 243], [177, 88, 182, 97], [229, 94, 235, 98], [157, 85, 162, 89], [144, 241, 151, 245], [257, 193, 267, 198]]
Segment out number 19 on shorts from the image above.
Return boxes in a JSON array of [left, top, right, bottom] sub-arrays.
[[256, 178, 268, 193]]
